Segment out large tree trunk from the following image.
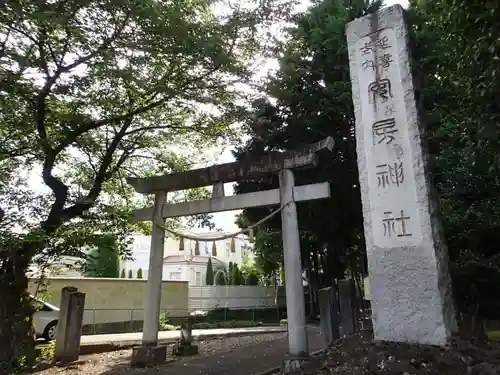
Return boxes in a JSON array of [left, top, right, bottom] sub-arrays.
[[0, 249, 36, 374]]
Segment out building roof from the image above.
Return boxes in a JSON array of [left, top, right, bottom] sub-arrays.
[[162, 255, 225, 266]]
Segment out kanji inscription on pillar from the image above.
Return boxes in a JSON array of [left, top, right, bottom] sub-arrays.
[[354, 24, 422, 248], [347, 4, 456, 346]]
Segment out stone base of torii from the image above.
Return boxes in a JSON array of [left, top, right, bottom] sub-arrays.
[[126, 137, 334, 371]]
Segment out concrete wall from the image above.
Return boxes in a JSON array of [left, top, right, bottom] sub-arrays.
[[28, 277, 189, 326]]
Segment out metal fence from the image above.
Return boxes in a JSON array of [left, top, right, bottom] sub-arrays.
[[82, 306, 286, 335]]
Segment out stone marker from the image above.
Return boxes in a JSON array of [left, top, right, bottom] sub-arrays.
[[174, 319, 199, 356], [318, 286, 339, 347], [55, 286, 77, 361], [338, 279, 357, 336], [55, 288, 85, 363], [63, 292, 85, 362], [346, 5, 457, 345]]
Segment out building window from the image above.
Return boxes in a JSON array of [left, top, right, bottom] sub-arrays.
[[225, 242, 230, 258], [169, 272, 181, 280], [195, 272, 202, 286]]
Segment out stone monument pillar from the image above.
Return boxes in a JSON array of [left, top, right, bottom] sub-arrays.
[[346, 5, 457, 345], [318, 286, 339, 347], [55, 287, 85, 363]]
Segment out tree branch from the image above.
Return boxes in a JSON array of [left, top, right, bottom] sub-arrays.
[[60, 118, 134, 221], [36, 34, 50, 78], [53, 97, 169, 154], [123, 123, 188, 137], [36, 13, 132, 233]]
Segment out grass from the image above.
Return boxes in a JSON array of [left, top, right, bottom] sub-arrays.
[[487, 330, 500, 340]]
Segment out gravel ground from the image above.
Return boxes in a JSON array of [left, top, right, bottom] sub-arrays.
[[315, 331, 500, 375], [35, 332, 287, 375]]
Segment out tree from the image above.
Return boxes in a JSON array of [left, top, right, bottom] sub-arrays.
[[205, 258, 214, 285], [128, 269, 133, 279], [233, 0, 382, 305], [0, 0, 291, 369], [231, 264, 242, 285], [408, 0, 500, 332], [235, 214, 281, 278], [227, 262, 234, 285], [136, 268, 143, 279], [240, 250, 262, 285], [245, 273, 259, 285], [120, 269, 126, 278], [83, 234, 120, 278]]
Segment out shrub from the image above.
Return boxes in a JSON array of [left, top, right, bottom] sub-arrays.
[[38, 340, 56, 363], [192, 320, 262, 330], [159, 311, 169, 328], [193, 322, 215, 329], [204, 307, 283, 323], [205, 258, 214, 285]]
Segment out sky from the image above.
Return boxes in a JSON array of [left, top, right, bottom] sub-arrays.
[[208, 0, 409, 233]]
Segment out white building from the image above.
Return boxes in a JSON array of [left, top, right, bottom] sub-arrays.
[[121, 232, 253, 285]]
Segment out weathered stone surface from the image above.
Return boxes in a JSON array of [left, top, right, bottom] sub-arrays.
[[55, 287, 85, 364], [131, 345, 167, 367], [346, 5, 456, 345], [338, 279, 357, 336], [281, 354, 323, 375], [126, 137, 334, 193], [318, 286, 340, 346]]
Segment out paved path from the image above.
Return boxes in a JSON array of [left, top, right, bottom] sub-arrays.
[[78, 326, 288, 354], [154, 327, 324, 375]]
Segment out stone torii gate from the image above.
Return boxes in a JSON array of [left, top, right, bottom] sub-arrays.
[[126, 137, 334, 368]]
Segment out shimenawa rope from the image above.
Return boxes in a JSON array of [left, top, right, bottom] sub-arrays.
[[151, 200, 292, 242]]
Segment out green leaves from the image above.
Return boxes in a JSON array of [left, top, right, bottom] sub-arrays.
[[1, 0, 287, 238], [83, 234, 121, 278], [410, 0, 500, 319], [205, 257, 214, 285], [234, 0, 378, 282]]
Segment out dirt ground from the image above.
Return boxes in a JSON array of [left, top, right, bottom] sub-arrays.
[[33, 332, 287, 375], [315, 331, 500, 375]]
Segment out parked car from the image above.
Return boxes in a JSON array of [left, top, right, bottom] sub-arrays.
[[30, 296, 59, 341]]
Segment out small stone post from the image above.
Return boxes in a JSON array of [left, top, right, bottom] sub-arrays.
[[346, 5, 457, 345], [279, 169, 309, 371], [174, 319, 199, 356], [55, 286, 77, 361], [338, 279, 357, 336], [63, 292, 85, 363], [132, 191, 168, 366], [55, 288, 85, 363], [318, 286, 340, 347]]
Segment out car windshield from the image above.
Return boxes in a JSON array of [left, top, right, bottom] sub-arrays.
[[43, 301, 59, 311], [29, 295, 59, 311]]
